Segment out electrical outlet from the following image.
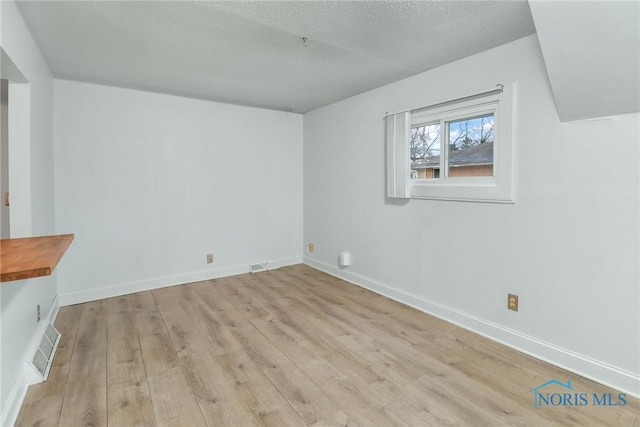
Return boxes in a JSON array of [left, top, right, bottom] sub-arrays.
[[207, 253, 214, 264], [508, 293, 519, 311], [305, 243, 314, 253], [37, 304, 41, 323]]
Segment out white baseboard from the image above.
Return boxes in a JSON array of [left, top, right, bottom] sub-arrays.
[[58, 256, 303, 306], [0, 296, 60, 427], [303, 257, 640, 399], [0, 380, 29, 427]]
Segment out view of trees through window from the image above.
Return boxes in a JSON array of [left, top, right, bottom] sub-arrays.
[[410, 123, 441, 160], [410, 113, 494, 179]]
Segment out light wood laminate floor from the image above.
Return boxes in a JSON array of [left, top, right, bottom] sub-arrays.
[[16, 265, 639, 426]]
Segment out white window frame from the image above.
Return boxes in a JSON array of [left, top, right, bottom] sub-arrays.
[[387, 81, 517, 203]]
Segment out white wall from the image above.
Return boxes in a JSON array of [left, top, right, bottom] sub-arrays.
[[0, 0, 57, 422], [1, 102, 9, 238], [54, 80, 303, 303], [529, 0, 640, 122], [303, 35, 640, 396]]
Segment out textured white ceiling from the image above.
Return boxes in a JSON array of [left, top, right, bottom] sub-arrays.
[[16, 1, 536, 112]]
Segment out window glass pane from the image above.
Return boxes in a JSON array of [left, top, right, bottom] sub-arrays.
[[410, 123, 441, 179], [447, 114, 494, 177]]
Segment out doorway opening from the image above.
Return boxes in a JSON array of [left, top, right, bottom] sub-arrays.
[[1, 48, 31, 238]]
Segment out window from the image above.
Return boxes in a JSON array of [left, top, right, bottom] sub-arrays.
[[411, 109, 495, 180], [386, 82, 516, 203]]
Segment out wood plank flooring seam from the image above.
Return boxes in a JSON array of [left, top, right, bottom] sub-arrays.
[[213, 278, 391, 427], [180, 282, 311, 426], [49, 305, 83, 427]]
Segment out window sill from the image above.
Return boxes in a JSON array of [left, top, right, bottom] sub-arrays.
[[409, 178, 515, 203]]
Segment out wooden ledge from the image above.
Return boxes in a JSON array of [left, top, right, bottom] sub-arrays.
[[1, 234, 74, 282]]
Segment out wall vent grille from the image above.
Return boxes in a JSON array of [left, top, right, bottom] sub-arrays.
[[250, 263, 269, 273], [29, 323, 61, 381]]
